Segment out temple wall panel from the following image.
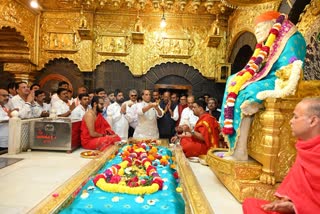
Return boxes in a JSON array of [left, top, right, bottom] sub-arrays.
[[0, 0, 37, 63], [38, 10, 228, 79], [39, 11, 94, 71]]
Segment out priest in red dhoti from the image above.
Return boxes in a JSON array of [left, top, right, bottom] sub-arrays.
[[243, 98, 320, 214], [172, 99, 220, 157], [81, 96, 121, 151]]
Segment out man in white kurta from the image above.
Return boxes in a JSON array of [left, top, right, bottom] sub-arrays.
[[0, 89, 10, 149], [51, 88, 75, 117], [9, 82, 34, 119], [179, 95, 199, 130], [32, 90, 50, 118], [133, 90, 163, 139], [123, 89, 138, 129], [107, 90, 130, 140], [70, 93, 90, 120]]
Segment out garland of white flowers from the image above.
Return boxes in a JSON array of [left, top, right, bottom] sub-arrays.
[[256, 60, 302, 100]]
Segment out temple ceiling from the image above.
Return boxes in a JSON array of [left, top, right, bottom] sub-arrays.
[[16, 0, 279, 20]]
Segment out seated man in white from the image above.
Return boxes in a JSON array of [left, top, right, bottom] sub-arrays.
[[0, 88, 10, 150], [133, 90, 163, 139], [51, 88, 75, 117], [32, 90, 50, 118], [107, 89, 130, 140], [8, 81, 34, 119], [70, 93, 90, 120]]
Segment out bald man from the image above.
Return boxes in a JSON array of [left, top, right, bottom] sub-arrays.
[[243, 97, 320, 214]]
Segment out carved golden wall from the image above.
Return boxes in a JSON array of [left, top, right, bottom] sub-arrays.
[[38, 11, 227, 78], [0, 0, 38, 63]]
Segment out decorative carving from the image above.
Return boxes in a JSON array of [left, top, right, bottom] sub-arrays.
[[96, 34, 130, 56], [297, 0, 320, 80], [0, 0, 37, 65], [206, 35, 222, 47], [2, 2, 21, 24], [159, 37, 193, 58], [131, 32, 144, 44], [45, 32, 78, 53]]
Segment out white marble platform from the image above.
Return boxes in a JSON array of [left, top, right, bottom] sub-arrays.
[[0, 149, 242, 214]]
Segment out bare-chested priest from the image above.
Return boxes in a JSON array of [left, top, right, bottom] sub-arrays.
[[81, 96, 121, 151]]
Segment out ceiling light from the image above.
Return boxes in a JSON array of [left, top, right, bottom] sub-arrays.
[[160, 7, 166, 28], [30, 0, 39, 8]]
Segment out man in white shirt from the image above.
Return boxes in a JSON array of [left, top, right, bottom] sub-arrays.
[[179, 95, 199, 130], [123, 89, 138, 137], [51, 88, 75, 117], [70, 93, 90, 120], [50, 81, 70, 105], [7, 82, 16, 99], [0, 89, 10, 150], [8, 81, 35, 119], [107, 89, 129, 140], [32, 90, 50, 117], [133, 90, 163, 139]]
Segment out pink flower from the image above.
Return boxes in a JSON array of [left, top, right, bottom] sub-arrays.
[[109, 175, 121, 184]]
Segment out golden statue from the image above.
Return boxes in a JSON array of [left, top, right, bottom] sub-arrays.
[[79, 7, 88, 29], [209, 18, 220, 36], [134, 16, 143, 33]]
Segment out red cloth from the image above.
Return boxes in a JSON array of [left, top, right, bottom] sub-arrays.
[[176, 104, 188, 127], [243, 135, 320, 214], [180, 113, 219, 157], [81, 113, 121, 151], [243, 198, 280, 214]]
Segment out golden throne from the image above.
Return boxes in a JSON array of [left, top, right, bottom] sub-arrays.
[[207, 79, 320, 202]]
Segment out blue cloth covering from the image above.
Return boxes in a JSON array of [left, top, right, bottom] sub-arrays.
[[220, 32, 306, 151], [60, 146, 185, 214]]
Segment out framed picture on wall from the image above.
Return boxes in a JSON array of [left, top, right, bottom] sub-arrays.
[[216, 64, 231, 83]]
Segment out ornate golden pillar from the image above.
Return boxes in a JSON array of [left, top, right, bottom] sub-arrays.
[[4, 62, 38, 83], [258, 98, 284, 185]]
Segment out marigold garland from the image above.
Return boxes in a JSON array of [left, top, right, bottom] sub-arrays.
[[93, 141, 175, 195], [222, 14, 286, 135]]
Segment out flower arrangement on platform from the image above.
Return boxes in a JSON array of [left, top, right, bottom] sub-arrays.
[[222, 14, 286, 135], [93, 141, 176, 195]]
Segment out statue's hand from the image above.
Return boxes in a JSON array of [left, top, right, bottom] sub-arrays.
[[240, 101, 262, 116], [260, 172, 275, 185]]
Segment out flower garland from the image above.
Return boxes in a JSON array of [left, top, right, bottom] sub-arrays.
[[256, 59, 302, 100], [222, 14, 286, 135], [93, 142, 175, 195]]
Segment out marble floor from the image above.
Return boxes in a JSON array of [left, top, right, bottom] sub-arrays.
[[0, 149, 242, 214]]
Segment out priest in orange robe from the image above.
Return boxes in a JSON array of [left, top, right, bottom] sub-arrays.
[[243, 98, 320, 214], [81, 96, 121, 151], [172, 99, 219, 157]]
